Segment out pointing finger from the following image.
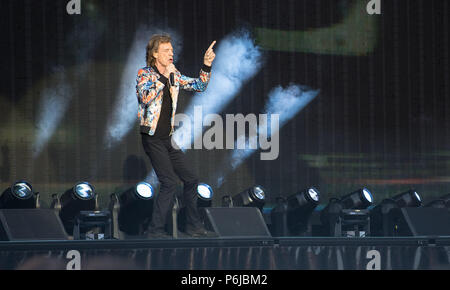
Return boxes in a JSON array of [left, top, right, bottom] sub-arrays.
[[207, 40, 216, 51]]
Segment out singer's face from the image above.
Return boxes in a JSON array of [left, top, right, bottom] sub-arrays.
[[154, 42, 174, 68]]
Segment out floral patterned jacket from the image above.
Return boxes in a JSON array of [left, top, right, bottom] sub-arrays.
[[136, 65, 211, 136]]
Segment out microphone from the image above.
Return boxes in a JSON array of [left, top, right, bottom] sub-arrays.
[[169, 73, 175, 87]]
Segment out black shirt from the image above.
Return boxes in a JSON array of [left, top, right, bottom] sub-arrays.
[[151, 66, 172, 138]]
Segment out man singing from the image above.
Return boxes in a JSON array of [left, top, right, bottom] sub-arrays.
[[136, 34, 216, 238]]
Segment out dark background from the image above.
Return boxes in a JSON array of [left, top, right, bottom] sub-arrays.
[[0, 0, 449, 208]]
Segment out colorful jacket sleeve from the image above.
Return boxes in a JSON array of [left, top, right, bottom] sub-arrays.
[[136, 68, 165, 105], [178, 65, 212, 92]]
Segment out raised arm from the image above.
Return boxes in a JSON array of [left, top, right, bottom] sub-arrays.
[[178, 65, 212, 92], [178, 41, 216, 92]]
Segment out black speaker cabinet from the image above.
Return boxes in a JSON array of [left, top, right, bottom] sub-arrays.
[[0, 209, 69, 241], [202, 207, 271, 237], [391, 207, 450, 236]]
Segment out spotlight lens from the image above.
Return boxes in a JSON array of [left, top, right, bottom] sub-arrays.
[[197, 183, 213, 200], [136, 182, 154, 199], [414, 191, 421, 202], [74, 183, 94, 200], [12, 182, 32, 199], [253, 186, 265, 200], [308, 188, 320, 202], [362, 188, 373, 203]]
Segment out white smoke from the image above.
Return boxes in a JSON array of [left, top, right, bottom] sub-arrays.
[[33, 69, 72, 158], [33, 19, 105, 158], [172, 29, 263, 150], [261, 84, 319, 131], [217, 84, 320, 187], [144, 169, 159, 186]]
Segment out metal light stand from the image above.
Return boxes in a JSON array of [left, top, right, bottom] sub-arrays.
[[73, 210, 112, 240], [108, 193, 122, 240], [337, 209, 371, 237]]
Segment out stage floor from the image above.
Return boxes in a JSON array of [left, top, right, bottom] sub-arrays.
[[1, 236, 450, 270]]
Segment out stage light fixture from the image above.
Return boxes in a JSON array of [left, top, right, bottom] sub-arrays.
[[320, 188, 373, 237], [270, 187, 320, 237], [59, 182, 96, 235], [196, 183, 214, 208], [0, 180, 37, 209], [320, 198, 344, 235], [370, 190, 422, 236], [73, 210, 113, 240], [232, 185, 266, 210], [369, 198, 399, 236], [391, 189, 422, 208], [117, 182, 155, 235], [284, 187, 320, 235], [135, 181, 155, 199], [289, 187, 320, 206], [340, 188, 373, 209], [173, 183, 214, 235], [269, 197, 288, 236]]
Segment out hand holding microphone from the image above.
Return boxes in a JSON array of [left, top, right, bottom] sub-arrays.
[[165, 63, 177, 86]]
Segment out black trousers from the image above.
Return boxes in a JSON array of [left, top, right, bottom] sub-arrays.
[[141, 134, 202, 232]]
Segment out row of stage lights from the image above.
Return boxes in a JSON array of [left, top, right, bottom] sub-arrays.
[[1, 180, 449, 238], [274, 187, 450, 237], [115, 182, 216, 235], [0, 180, 265, 237]]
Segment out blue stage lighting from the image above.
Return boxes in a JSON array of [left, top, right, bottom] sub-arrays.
[[197, 183, 214, 208], [135, 182, 155, 199], [74, 182, 95, 200], [118, 182, 156, 235], [283, 187, 320, 236], [391, 189, 422, 208], [59, 182, 96, 235], [232, 185, 266, 210], [341, 188, 373, 209], [0, 180, 37, 209]]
